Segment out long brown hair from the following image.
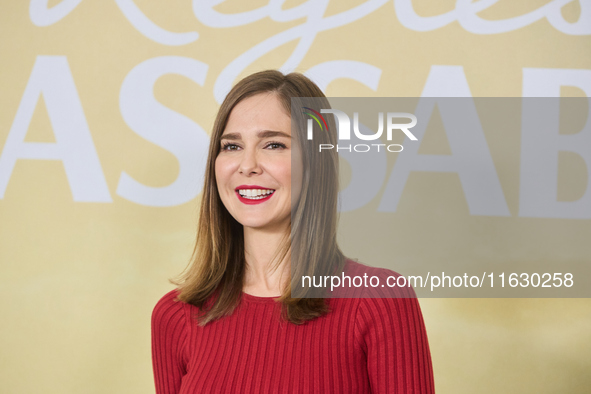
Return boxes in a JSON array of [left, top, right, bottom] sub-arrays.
[[174, 70, 345, 325]]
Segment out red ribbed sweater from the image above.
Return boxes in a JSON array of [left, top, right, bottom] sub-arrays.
[[152, 260, 434, 393]]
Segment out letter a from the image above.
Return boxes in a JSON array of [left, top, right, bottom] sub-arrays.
[[0, 56, 111, 202]]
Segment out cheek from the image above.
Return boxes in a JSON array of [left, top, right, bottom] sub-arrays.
[[274, 157, 292, 186], [214, 157, 229, 190]]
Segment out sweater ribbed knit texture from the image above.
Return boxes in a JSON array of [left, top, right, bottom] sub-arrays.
[[152, 260, 434, 393]]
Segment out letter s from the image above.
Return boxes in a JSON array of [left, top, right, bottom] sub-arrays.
[[118, 56, 209, 207]]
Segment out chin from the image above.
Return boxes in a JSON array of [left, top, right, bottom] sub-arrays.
[[239, 220, 290, 232], [233, 216, 268, 228]]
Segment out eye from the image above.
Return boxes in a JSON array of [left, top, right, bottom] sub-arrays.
[[265, 142, 287, 150], [221, 142, 240, 151]]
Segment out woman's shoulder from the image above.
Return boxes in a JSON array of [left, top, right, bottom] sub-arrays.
[[154, 288, 182, 308], [152, 289, 190, 327], [340, 260, 427, 340], [335, 258, 416, 298], [151, 289, 191, 376], [343, 258, 404, 278]]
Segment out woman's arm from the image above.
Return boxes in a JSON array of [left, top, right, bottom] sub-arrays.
[[151, 290, 189, 394], [355, 295, 435, 393]]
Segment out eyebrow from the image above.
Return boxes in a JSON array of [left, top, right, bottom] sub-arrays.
[[220, 130, 291, 141]]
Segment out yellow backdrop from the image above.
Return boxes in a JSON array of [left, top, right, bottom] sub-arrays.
[[1, 1, 590, 393]]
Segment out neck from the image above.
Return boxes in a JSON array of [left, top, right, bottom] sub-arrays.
[[242, 226, 290, 297]]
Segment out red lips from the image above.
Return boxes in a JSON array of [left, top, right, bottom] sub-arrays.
[[235, 185, 275, 205]]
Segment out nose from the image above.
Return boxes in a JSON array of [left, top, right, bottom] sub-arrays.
[[238, 148, 261, 175]]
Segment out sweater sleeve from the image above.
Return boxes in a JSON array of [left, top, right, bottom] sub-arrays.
[[151, 289, 189, 394], [355, 295, 435, 393]]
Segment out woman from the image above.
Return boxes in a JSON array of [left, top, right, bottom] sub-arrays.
[[152, 70, 434, 393]]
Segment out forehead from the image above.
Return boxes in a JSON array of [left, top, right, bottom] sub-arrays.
[[223, 93, 291, 135]]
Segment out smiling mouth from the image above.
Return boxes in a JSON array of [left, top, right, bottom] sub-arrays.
[[236, 188, 275, 200]]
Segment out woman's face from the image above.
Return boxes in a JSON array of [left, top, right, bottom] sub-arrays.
[[215, 92, 301, 232]]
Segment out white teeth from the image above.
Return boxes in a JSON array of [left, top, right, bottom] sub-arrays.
[[237, 189, 275, 199]]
